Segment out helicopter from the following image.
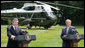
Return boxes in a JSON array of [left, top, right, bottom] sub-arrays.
[[1, 1, 61, 29], [1, 1, 83, 29]]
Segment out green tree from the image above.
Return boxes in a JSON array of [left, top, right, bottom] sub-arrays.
[[58, 1, 84, 26]]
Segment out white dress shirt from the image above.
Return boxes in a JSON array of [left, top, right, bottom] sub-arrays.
[[12, 25, 16, 30]]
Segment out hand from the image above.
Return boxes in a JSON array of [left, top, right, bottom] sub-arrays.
[[62, 35, 67, 39], [76, 34, 80, 39], [11, 35, 15, 40], [63, 35, 67, 38]]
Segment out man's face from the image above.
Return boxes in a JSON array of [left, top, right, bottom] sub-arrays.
[[12, 21, 18, 27], [66, 21, 71, 27]]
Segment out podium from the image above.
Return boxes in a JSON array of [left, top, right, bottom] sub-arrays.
[[67, 34, 84, 47], [14, 34, 36, 47]]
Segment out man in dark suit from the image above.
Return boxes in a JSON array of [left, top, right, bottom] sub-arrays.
[[61, 19, 78, 47], [7, 18, 28, 47]]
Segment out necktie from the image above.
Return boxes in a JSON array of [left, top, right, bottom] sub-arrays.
[[15, 27, 17, 32], [66, 27, 69, 34]]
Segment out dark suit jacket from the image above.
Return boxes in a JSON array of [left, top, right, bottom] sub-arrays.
[[61, 26, 77, 47], [7, 25, 25, 47]]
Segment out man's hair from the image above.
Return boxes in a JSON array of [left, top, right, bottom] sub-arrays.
[[65, 19, 72, 23], [12, 18, 18, 22]]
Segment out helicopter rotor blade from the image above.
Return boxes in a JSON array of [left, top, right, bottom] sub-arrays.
[[1, 1, 34, 3], [34, 1, 60, 10], [1, 1, 84, 10], [43, 2, 84, 10]]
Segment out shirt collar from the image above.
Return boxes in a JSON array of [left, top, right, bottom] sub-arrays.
[[12, 25, 16, 30], [66, 26, 71, 28]]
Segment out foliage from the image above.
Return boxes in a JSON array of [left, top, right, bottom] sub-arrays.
[[58, 1, 84, 25]]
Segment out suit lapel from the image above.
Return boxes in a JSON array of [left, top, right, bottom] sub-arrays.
[[11, 26, 14, 31], [65, 27, 67, 34], [11, 25, 17, 35]]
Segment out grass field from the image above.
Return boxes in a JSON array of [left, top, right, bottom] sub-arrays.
[[1, 25, 84, 47]]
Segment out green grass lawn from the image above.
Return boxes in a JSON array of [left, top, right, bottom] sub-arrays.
[[1, 25, 84, 47]]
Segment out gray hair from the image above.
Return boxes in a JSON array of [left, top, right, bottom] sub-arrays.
[[65, 19, 72, 23], [12, 18, 18, 22]]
